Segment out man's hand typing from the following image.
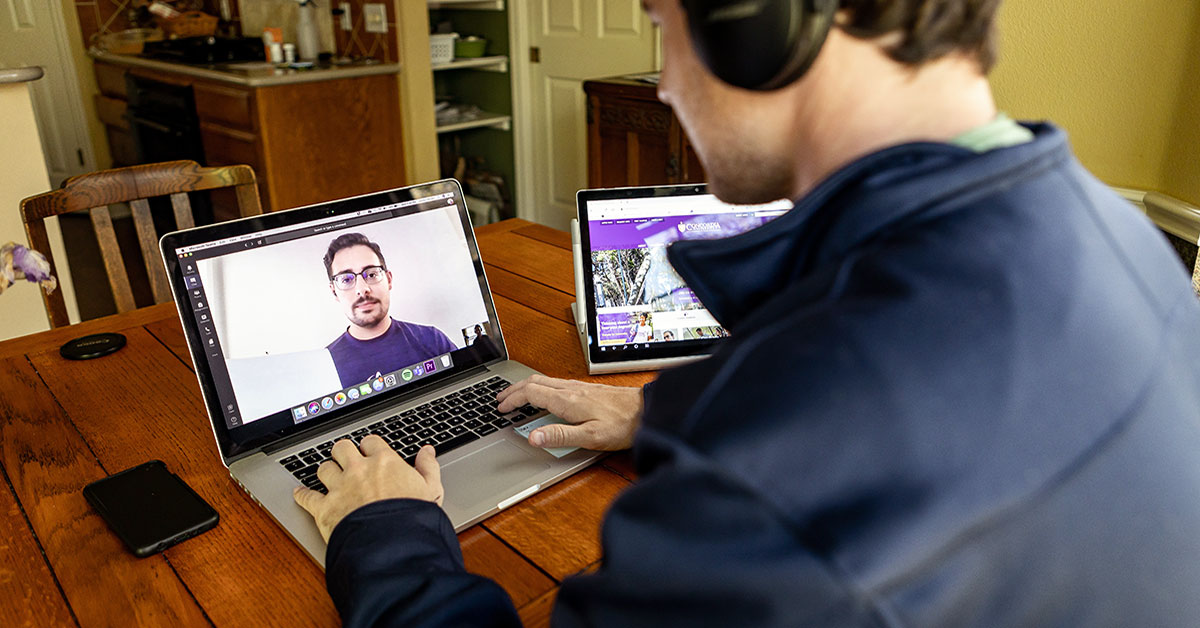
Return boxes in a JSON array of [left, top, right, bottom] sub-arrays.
[[496, 375, 643, 451], [293, 436, 444, 542]]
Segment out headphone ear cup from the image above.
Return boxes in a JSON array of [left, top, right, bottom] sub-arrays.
[[682, 0, 838, 90]]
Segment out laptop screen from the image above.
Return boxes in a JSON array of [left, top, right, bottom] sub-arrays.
[[163, 180, 504, 460], [581, 188, 791, 357]]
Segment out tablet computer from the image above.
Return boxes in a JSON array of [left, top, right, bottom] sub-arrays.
[[573, 184, 792, 374]]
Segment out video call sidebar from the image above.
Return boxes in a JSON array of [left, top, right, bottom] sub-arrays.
[[179, 253, 245, 429]]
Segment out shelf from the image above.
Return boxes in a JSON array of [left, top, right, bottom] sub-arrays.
[[432, 55, 508, 73], [427, 0, 504, 9], [436, 112, 512, 133]]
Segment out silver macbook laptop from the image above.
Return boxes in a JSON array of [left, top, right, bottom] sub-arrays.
[[159, 179, 602, 566]]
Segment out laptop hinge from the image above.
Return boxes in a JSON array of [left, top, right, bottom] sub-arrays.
[[260, 364, 495, 456]]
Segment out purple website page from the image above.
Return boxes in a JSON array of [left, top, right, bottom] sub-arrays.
[[587, 194, 792, 349]]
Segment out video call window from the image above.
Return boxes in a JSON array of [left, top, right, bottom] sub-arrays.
[[191, 205, 489, 425]]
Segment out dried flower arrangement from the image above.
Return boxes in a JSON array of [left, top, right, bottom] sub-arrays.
[[0, 242, 57, 297]]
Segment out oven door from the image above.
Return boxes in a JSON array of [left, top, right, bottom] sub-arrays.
[[123, 75, 214, 226]]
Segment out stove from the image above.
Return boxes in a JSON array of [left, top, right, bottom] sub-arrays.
[[140, 37, 265, 65]]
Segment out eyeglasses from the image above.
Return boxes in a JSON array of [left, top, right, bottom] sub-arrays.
[[330, 265, 387, 291]]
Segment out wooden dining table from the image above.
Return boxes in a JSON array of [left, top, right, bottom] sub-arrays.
[[0, 219, 653, 627]]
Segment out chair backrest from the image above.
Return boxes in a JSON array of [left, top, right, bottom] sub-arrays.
[[1138, 191, 1200, 299], [1193, 250, 1200, 300], [20, 160, 263, 327]]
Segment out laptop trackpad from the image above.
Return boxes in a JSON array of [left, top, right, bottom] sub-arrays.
[[442, 441, 551, 508]]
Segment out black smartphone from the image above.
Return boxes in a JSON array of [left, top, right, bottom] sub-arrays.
[[83, 460, 219, 558]]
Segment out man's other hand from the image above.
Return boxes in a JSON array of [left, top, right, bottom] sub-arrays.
[[293, 436, 444, 542], [496, 375, 643, 451]]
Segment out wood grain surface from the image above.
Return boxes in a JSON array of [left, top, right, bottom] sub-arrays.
[[0, 437, 77, 627], [0, 303, 176, 361], [601, 451, 639, 482], [0, 355, 209, 626], [145, 316, 192, 365], [512, 223, 572, 251], [484, 264, 576, 325], [484, 466, 630, 581], [28, 329, 338, 627], [518, 586, 559, 628], [476, 232, 576, 295], [0, 220, 655, 626], [458, 526, 555, 608]]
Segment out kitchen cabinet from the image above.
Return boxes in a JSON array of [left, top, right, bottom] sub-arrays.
[[94, 63, 139, 168], [584, 76, 705, 188], [92, 59, 405, 218]]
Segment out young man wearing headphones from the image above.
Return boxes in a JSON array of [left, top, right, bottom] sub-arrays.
[[296, 1, 1200, 625]]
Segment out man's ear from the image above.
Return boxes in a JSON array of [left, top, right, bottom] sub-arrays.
[[330, 283, 337, 299], [386, 270, 393, 290]]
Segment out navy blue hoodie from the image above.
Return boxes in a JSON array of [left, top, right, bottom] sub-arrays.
[[325, 124, 1200, 627]]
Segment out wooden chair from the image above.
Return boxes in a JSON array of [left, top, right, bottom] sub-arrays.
[[1138, 191, 1200, 299], [20, 160, 263, 327]]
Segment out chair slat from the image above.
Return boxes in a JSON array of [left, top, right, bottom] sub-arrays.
[[20, 206, 71, 328], [89, 206, 137, 313], [129, 199, 172, 304], [235, 183, 264, 217], [170, 193, 195, 230]]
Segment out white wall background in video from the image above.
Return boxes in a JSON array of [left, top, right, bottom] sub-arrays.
[[198, 207, 488, 421]]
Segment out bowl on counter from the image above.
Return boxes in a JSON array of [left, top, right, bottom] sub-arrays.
[[93, 28, 164, 55]]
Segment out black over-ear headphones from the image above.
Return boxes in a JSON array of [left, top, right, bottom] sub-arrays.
[[681, 0, 840, 90]]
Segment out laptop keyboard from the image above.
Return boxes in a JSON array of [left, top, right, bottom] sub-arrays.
[[277, 376, 542, 493]]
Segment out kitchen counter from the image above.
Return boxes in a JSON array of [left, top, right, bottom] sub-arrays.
[[90, 50, 398, 87], [91, 52, 407, 214]]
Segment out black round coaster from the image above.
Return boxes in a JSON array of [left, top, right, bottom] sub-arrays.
[[60, 333, 127, 360]]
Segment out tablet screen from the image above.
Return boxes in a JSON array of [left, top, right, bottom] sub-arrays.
[[578, 185, 791, 364]]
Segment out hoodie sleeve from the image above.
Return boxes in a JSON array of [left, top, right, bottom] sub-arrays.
[[324, 499, 522, 628]]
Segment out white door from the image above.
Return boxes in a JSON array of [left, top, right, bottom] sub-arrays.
[[515, 0, 658, 229], [0, 0, 96, 185]]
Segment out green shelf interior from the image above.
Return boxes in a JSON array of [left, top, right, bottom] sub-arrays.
[[430, 7, 517, 220]]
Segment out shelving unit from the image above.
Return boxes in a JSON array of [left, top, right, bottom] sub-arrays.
[[427, 0, 518, 221], [432, 55, 508, 73], [436, 112, 512, 133], [427, 0, 505, 9]]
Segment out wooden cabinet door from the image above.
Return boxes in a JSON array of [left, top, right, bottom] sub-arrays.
[[193, 81, 269, 218], [94, 62, 129, 99], [674, 122, 705, 184], [588, 94, 674, 188]]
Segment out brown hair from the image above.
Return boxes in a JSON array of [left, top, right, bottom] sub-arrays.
[[837, 0, 1002, 72], [323, 232, 387, 278]]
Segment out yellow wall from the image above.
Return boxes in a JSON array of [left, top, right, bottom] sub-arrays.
[[1161, 8, 1200, 206], [990, 0, 1200, 204], [0, 82, 53, 339]]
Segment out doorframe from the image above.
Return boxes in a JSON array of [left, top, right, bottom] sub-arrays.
[[507, 1, 537, 223], [48, 0, 99, 181], [47, 0, 93, 325]]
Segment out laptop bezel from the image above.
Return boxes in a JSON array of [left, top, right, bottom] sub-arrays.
[[159, 179, 509, 465]]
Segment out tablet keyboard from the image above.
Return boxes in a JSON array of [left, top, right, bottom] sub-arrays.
[[278, 376, 542, 493]]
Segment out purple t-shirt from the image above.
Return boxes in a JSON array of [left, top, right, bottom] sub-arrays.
[[326, 318, 457, 388]]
